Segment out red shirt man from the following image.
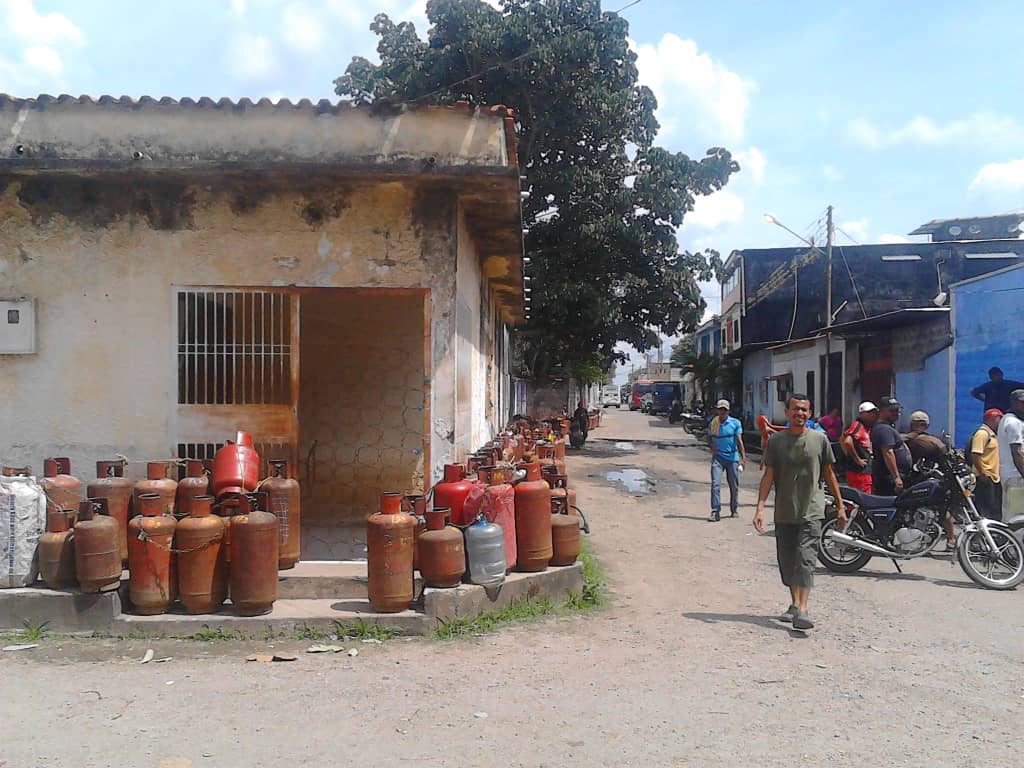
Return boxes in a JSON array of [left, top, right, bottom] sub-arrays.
[[841, 402, 878, 493]]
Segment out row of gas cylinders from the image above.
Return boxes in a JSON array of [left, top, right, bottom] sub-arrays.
[[367, 457, 583, 613]]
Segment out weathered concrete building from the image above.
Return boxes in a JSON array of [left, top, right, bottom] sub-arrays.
[[0, 94, 524, 558]]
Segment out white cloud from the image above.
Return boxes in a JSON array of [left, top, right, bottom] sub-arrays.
[[4, 0, 84, 46], [225, 33, 279, 82], [969, 158, 1024, 193], [878, 233, 910, 244], [847, 113, 1021, 150], [686, 189, 745, 230], [633, 33, 755, 144], [822, 164, 843, 182], [735, 146, 765, 185], [839, 219, 869, 243], [282, 3, 323, 50], [23, 45, 61, 75], [231, 0, 247, 15]]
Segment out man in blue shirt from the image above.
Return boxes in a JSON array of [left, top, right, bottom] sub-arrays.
[[709, 399, 746, 522]]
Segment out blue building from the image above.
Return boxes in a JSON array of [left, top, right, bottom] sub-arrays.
[[951, 262, 1024, 445], [694, 315, 721, 358]]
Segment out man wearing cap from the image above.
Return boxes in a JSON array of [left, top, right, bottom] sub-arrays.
[[708, 399, 745, 522], [841, 402, 878, 493], [971, 367, 1024, 414], [997, 389, 1024, 519], [970, 409, 1003, 520], [871, 396, 913, 496], [904, 410, 956, 549]]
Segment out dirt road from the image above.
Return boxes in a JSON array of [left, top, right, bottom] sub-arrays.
[[2, 408, 1021, 767]]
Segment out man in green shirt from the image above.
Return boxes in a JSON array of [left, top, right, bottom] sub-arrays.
[[754, 393, 845, 631]]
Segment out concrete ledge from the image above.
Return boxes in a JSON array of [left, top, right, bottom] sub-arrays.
[[0, 587, 122, 632], [423, 563, 584, 629], [276, 561, 423, 600]]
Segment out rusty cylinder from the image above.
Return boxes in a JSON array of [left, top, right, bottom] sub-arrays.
[[175, 495, 227, 614], [128, 493, 177, 615], [263, 459, 301, 570], [175, 460, 210, 520], [366, 493, 415, 612], [39, 508, 77, 589], [87, 460, 134, 567], [74, 498, 122, 593], [417, 508, 465, 588], [229, 492, 279, 616], [40, 458, 82, 515], [550, 512, 581, 567], [513, 463, 552, 572], [403, 494, 427, 571], [134, 461, 177, 517]]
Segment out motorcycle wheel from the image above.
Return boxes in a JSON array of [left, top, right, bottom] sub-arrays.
[[956, 528, 1024, 590], [817, 517, 873, 573]]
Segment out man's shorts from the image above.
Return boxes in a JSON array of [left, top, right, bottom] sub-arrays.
[[775, 520, 821, 589], [845, 471, 872, 494]]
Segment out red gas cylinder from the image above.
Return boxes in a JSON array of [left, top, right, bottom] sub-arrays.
[[134, 461, 177, 517], [263, 459, 301, 570], [86, 460, 133, 567], [482, 466, 517, 571], [128, 493, 177, 615], [175, 460, 210, 520], [435, 464, 473, 526], [417, 508, 466, 588], [514, 463, 552, 572], [39, 508, 77, 589], [175, 495, 227, 614], [229, 492, 279, 616], [74, 498, 122, 593], [366, 493, 415, 612], [212, 431, 260, 501], [40, 458, 82, 515]]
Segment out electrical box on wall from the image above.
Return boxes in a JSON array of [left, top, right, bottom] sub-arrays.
[[0, 299, 36, 354]]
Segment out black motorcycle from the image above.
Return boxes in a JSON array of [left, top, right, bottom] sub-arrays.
[[818, 447, 1024, 590]]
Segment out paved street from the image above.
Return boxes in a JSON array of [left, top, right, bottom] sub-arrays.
[[2, 407, 1022, 767]]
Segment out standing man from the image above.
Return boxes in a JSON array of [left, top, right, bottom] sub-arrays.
[[970, 409, 1003, 520], [754, 393, 844, 631], [904, 410, 955, 548], [998, 390, 1024, 520], [971, 367, 1024, 414], [871, 396, 913, 496], [709, 399, 745, 522], [840, 402, 878, 493]]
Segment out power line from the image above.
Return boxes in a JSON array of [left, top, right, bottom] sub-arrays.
[[836, 225, 861, 245], [837, 244, 868, 318]]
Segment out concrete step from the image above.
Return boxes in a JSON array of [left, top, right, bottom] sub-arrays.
[[276, 560, 423, 600]]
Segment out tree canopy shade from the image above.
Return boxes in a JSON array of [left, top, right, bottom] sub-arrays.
[[336, 0, 738, 380]]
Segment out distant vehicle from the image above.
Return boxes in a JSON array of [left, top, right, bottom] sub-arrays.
[[649, 381, 681, 415], [630, 380, 653, 410], [601, 385, 621, 408]]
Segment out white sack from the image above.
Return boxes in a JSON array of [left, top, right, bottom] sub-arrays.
[[1, 475, 47, 588]]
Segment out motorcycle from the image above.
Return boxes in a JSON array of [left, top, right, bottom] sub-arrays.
[[818, 447, 1024, 590], [680, 412, 709, 440]]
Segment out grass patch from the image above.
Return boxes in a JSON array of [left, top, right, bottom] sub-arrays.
[[333, 617, 398, 642], [189, 625, 246, 641], [291, 623, 332, 641], [576, 542, 608, 609]]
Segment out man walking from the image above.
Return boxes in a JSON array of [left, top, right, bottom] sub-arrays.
[[971, 367, 1024, 414], [840, 402, 878, 493], [997, 390, 1024, 519], [709, 399, 745, 522], [871, 396, 913, 496], [970, 409, 1003, 520], [754, 393, 844, 631]]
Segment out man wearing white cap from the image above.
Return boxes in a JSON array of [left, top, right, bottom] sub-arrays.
[[708, 399, 745, 522], [841, 402, 878, 494]]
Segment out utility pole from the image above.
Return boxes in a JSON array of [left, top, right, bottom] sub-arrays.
[[824, 205, 834, 414]]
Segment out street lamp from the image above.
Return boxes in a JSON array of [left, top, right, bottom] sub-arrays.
[[763, 213, 816, 248]]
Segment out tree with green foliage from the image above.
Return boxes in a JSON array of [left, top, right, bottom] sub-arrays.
[[669, 337, 694, 369], [336, 0, 737, 380]]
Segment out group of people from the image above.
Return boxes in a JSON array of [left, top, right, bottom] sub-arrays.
[[702, 367, 1024, 632]]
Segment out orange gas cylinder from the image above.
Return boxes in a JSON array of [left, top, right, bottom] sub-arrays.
[[545, 472, 570, 514], [550, 510, 581, 567], [263, 459, 301, 570], [175, 460, 210, 520], [128, 493, 177, 615], [229, 492, 279, 616], [514, 463, 553, 572], [87, 460, 134, 567], [40, 458, 81, 515], [417, 508, 465, 588], [134, 461, 177, 517], [403, 494, 427, 571], [39, 508, 77, 589], [74, 498, 122, 593], [366, 493, 415, 612], [212, 431, 260, 501], [482, 466, 517, 571], [434, 464, 474, 526], [175, 495, 227, 614]]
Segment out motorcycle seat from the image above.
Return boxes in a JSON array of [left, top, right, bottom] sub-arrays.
[[840, 486, 896, 510]]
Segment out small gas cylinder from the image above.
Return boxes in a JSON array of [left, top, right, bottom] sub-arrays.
[[482, 466, 516, 571], [40, 458, 81, 515], [550, 511, 581, 567], [263, 459, 301, 570], [39, 508, 77, 589], [435, 464, 473, 526], [513, 463, 552, 572], [175, 495, 227, 614], [175, 460, 210, 520], [128, 493, 177, 615], [134, 461, 177, 517], [87, 460, 134, 567], [229, 492, 279, 616], [545, 471, 570, 514], [212, 431, 260, 501], [417, 508, 465, 588], [464, 516, 506, 587], [74, 498, 122, 593], [403, 494, 427, 571], [366, 493, 415, 612]]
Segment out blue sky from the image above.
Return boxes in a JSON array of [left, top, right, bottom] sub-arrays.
[[2, 0, 1022, 382]]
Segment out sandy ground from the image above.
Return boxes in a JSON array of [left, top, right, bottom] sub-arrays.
[[2, 407, 1022, 768]]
